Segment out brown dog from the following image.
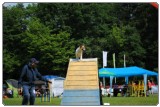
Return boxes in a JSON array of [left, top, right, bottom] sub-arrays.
[[75, 44, 85, 60]]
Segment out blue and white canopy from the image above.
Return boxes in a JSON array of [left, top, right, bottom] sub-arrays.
[[99, 66, 158, 78], [99, 66, 158, 97]]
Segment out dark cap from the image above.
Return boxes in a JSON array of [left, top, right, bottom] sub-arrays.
[[30, 58, 39, 64]]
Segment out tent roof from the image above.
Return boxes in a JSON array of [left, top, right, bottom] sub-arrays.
[[43, 75, 65, 80], [99, 66, 158, 78], [54, 77, 65, 80], [43, 75, 59, 79], [5, 79, 18, 88]]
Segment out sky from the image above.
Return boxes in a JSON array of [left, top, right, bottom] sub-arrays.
[[3, 3, 31, 7]]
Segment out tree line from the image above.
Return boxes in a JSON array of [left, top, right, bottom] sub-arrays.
[[3, 3, 158, 80]]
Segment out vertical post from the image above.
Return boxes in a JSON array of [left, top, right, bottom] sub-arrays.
[[48, 91, 50, 102], [46, 92, 47, 102], [41, 94, 42, 102], [41, 94, 44, 102], [113, 53, 116, 83], [44, 93, 46, 102], [124, 54, 126, 67], [113, 53, 116, 68], [103, 77, 105, 88], [125, 76, 128, 84], [48, 82, 51, 102], [143, 74, 147, 97], [110, 76, 114, 97]]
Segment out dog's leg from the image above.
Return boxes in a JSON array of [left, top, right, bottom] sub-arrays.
[[80, 51, 83, 61], [75, 53, 80, 61]]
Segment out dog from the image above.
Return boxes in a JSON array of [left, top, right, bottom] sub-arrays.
[[75, 44, 85, 61]]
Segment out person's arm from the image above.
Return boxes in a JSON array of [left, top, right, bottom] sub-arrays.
[[35, 69, 52, 84], [18, 65, 27, 88]]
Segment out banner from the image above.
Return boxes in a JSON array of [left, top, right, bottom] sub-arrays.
[[102, 51, 107, 67]]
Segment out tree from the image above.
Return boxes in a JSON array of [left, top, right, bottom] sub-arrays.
[[114, 3, 158, 70], [3, 3, 28, 79], [3, 3, 158, 80], [20, 17, 75, 76]]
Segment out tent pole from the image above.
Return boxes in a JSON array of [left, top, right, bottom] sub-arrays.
[[110, 76, 113, 97], [156, 75, 158, 85], [125, 76, 128, 84], [103, 77, 105, 88], [143, 74, 147, 97]]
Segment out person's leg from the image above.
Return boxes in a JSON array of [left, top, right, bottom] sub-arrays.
[[29, 86, 36, 105], [124, 88, 127, 96], [22, 85, 30, 105], [151, 87, 153, 94], [149, 88, 151, 94]]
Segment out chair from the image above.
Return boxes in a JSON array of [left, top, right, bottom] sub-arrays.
[[137, 81, 145, 97]]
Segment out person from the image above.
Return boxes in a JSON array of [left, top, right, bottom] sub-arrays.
[[35, 86, 41, 97], [18, 58, 52, 105], [6, 88, 13, 98], [121, 82, 128, 97], [151, 80, 155, 86], [113, 83, 119, 97], [147, 80, 152, 94], [151, 80, 155, 94]]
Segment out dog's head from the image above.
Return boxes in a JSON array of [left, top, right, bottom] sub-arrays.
[[80, 45, 85, 51]]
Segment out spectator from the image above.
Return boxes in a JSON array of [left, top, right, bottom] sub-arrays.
[[35, 89, 41, 97], [121, 82, 128, 97], [147, 80, 152, 94], [6, 88, 13, 98], [113, 83, 119, 97], [151, 80, 155, 94]]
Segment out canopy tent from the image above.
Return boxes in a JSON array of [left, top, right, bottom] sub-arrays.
[[99, 66, 158, 78], [51, 77, 65, 97], [4, 79, 19, 98], [43, 75, 65, 97], [99, 66, 158, 96]]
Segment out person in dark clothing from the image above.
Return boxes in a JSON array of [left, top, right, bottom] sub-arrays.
[[122, 82, 128, 97], [113, 83, 119, 97], [18, 58, 52, 105]]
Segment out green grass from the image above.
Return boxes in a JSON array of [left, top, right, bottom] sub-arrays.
[[3, 97, 61, 106], [3, 94, 158, 106], [102, 94, 158, 106]]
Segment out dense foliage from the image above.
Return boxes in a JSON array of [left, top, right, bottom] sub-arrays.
[[3, 3, 158, 80]]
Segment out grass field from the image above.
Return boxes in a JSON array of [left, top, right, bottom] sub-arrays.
[[3, 94, 158, 106]]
